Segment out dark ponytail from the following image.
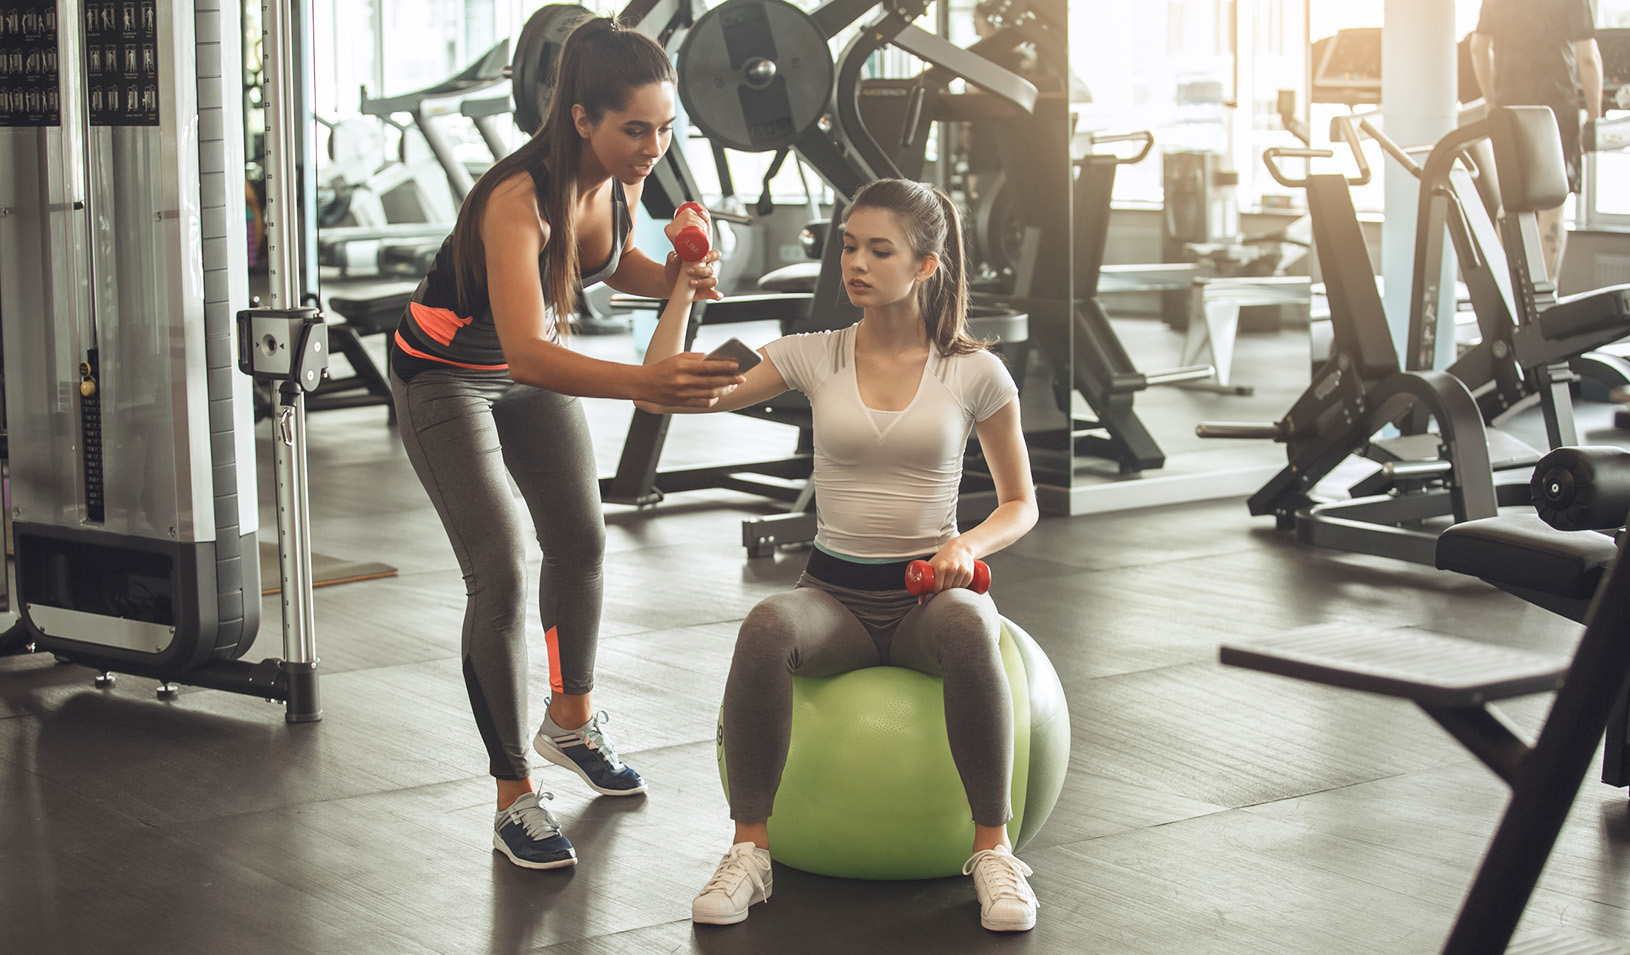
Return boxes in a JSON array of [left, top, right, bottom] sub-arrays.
[[449, 16, 674, 334], [847, 178, 988, 357]]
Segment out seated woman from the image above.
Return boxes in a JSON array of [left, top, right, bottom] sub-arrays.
[[637, 178, 1041, 931]]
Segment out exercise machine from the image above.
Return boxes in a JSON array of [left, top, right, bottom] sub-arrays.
[[0, 0, 321, 720], [661, 0, 1038, 551], [316, 41, 511, 276], [1381, 111, 1630, 451], [948, 0, 1222, 473], [1198, 119, 1504, 565]]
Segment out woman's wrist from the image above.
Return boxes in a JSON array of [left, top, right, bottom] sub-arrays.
[[626, 361, 655, 403], [663, 251, 681, 290]]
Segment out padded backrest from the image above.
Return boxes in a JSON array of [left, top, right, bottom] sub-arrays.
[[1488, 107, 1570, 214]]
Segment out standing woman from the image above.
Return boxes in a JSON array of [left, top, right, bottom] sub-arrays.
[[640, 179, 1042, 931], [388, 17, 740, 870]]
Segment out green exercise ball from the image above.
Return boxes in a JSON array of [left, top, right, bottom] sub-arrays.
[[717, 615, 1070, 880]]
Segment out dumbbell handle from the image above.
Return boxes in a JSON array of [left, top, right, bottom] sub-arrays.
[[905, 560, 991, 596], [672, 201, 710, 262]]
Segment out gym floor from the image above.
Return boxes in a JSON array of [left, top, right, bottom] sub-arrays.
[[3, 313, 1628, 954]]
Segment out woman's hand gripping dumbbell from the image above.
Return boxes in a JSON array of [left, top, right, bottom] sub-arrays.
[[904, 559, 992, 596], [663, 202, 723, 301], [670, 201, 711, 261]]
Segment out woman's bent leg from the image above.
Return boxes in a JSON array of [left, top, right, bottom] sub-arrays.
[[696, 584, 878, 926], [391, 368, 533, 782], [891, 589, 1012, 828], [893, 590, 1035, 931], [722, 586, 879, 824], [492, 387, 605, 697]]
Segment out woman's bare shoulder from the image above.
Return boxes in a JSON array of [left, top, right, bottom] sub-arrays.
[[482, 170, 547, 246]]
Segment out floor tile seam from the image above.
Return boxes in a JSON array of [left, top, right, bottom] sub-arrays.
[[598, 618, 752, 640], [1023, 804, 1240, 857], [1063, 750, 1485, 811], [521, 920, 695, 955], [1079, 542, 1280, 576], [1221, 764, 1510, 819]]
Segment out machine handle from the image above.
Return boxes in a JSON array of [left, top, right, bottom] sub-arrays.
[[1261, 115, 1371, 189], [1356, 117, 1424, 179], [1262, 147, 1334, 188], [1327, 114, 1374, 186], [1090, 130, 1156, 165], [1196, 421, 1286, 441]]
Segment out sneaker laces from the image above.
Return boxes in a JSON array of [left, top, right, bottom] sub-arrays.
[[701, 844, 771, 898], [507, 792, 562, 840], [578, 711, 626, 772], [963, 849, 1037, 904]]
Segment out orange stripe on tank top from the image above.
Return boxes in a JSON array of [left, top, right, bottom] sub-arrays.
[[545, 626, 564, 694], [408, 300, 474, 345], [392, 331, 510, 371]]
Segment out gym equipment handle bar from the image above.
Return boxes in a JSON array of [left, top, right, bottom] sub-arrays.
[[1194, 422, 1286, 441], [1088, 130, 1156, 165], [1263, 114, 1372, 188]]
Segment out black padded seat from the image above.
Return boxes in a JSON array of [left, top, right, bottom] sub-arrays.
[[757, 261, 821, 293], [608, 291, 813, 328], [1537, 285, 1630, 341], [1436, 513, 1616, 600], [328, 288, 415, 335]]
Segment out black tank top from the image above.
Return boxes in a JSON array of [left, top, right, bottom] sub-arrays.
[[391, 167, 631, 380]]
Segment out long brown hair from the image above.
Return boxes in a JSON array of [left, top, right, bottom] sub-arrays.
[[451, 16, 674, 332], [846, 178, 988, 357]]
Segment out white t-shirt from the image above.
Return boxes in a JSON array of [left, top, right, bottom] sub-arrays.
[[763, 325, 1019, 560]]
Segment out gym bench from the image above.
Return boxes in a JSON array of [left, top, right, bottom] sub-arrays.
[[1220, 445, 1630, 954]]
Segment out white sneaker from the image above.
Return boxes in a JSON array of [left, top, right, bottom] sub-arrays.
[[963, 845, 1038, 932], [691, 842, 773, 925]]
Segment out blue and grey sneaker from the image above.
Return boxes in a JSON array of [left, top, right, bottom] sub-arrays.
[[493, 791, 576, 869], [533, 704, 647, 796]]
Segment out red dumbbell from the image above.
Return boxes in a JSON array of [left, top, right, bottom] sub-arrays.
[[672, 201, 711, 262], [904, 559, 991, 596]]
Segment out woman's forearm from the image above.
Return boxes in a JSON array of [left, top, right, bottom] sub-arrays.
[[610, 248, 675, 300], [644, 275, 697, 368], [953, 498, 1039, 560], [506, 339, 647, 400]]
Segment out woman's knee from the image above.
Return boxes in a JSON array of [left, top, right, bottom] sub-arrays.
[[539, 515, 605, 573], [731, 595, 813, 671], [463, 540, 530, 601], [921, 591, 1001, 665]]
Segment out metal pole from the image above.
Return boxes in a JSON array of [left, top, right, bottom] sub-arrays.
[[261, 0, 322, 723]]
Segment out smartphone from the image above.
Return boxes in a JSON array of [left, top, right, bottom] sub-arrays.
[[703, 336, 762, 373]]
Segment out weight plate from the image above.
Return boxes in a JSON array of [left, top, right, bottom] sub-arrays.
[[677, 0, 833, 153], [513, 4, 591, 136]]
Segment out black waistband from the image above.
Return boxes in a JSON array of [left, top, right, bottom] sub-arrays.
[[804, 549, 926, 591]]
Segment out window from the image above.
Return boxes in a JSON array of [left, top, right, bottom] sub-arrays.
[[1069, 0, 1496, 214], [1584, 0, 1630, 226]]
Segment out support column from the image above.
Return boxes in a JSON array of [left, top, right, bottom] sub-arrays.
[[1381, 0, 1457, 368]]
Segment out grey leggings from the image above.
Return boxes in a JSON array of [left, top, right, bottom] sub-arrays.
[[390, 365, 605, 781], [722, 575, 1013, 828]]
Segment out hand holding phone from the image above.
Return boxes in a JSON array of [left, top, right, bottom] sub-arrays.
[[703, 337, 762, 373]]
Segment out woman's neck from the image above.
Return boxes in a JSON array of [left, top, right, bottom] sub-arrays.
[[857, 302, 929, 353], [574, 145, 614, 193]]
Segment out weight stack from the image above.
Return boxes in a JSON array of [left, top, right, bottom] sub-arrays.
[[0, 0, 260, 678]]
